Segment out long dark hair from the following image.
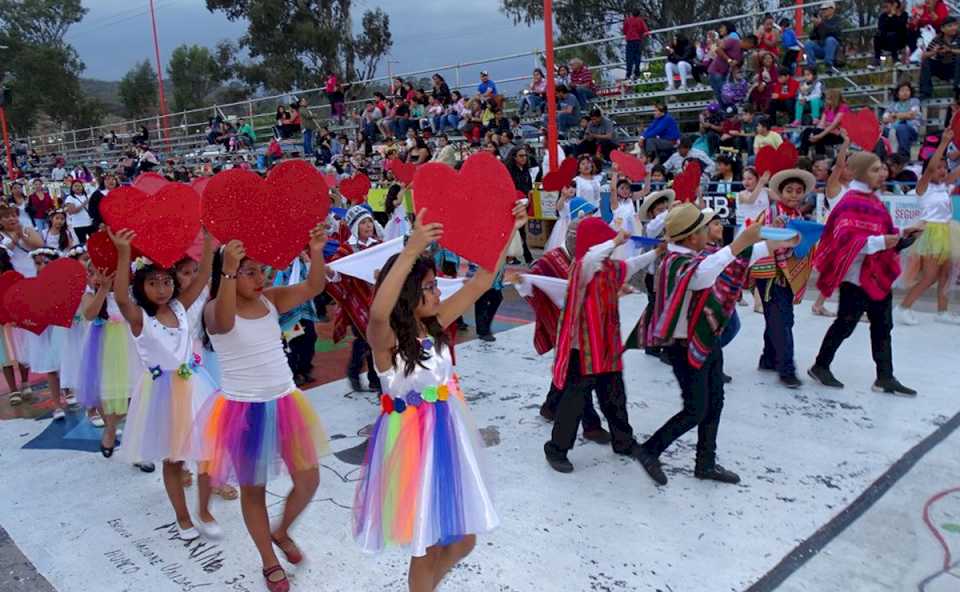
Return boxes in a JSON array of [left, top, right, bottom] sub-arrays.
[[385, 183, 403, 218], [131, 264, 180, 317], [374, 253, 449, 377], [0, 248, 12, 273]]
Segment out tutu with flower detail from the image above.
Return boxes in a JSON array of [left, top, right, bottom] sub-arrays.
[[353, 340, 499, 557]]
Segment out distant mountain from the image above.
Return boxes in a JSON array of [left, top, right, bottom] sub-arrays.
[[80, 78, 124, 115]]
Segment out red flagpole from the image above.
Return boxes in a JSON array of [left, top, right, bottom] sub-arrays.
[[0, 107, 12, 176], [544, 0, 558, 171], [149, 0, 170, 146]]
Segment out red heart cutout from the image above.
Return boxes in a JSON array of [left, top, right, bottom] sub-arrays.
[[87, 229, 142, 273], [0, 271, 24, 325], [391, 161, 417, 185], [610, 149, 647, 182], [101, 184, 201, 268], [541, 157, 579, 192], [4, 258, 86, 335], [950, 111, 960, 143], [202, 160, 331, 269], [755, 141, 799, 176], [840, 108, 881, 151], [413, 152, 516, 271], [323, 173, 339, 189], [133, 172, 171, 195], [672, 160, 702, 204], [190, 176, 210, 196], [339, 173, 372, 204]]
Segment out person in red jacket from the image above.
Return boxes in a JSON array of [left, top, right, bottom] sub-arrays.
[[624, 9, 650, 80], [909, 0, 950, 54], [767, 67, 800, 125]]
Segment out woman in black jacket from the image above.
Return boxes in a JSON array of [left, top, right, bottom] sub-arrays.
[[665, 35, 697, 90], [505, 145, 537, 264]]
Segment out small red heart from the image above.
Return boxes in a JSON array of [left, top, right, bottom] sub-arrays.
[[87, 229, 142, 273], [4, 258, 86, 335], [950, 111, 960, 143], [132, 172, 171, 195], [0, 271, 24, 325], [413, 152, 516, 271], [101, 184, 201, 268], [840, 108, 881, 151], [391, 160, 417, 185], [202, 160, 331, 269], [672, 160, 702, 204], [755, 141, 800, 176], [541, 157, 579, 192], [610, 149, 647, 182], [339, 173, 372, 204], [323, 173, 339, 189]]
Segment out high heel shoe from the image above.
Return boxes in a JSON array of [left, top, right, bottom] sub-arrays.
[[262, 565, 290, 592]]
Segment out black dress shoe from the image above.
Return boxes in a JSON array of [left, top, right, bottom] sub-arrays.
[[134, 462, 155, 473], [872, 377, 917, 397], [807, 365, 844, 388], [644, 347, 662, 357], [543, 443, 574, 473], [348, 377, 364, 392], [779, 374, 802, 389], [723, 373, 733, 384], [477, 334, 496, 342], [758, 359, 777, 372], [694, 464, 741, 484], [633, 446, 667, 485], [100, 444, 115, 458], [582, 427, 612, 445]]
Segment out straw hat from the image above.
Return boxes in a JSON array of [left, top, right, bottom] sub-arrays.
[[769, 169, 816, 200], [665, 203, 711, 243], [638, 189, 675, 221]]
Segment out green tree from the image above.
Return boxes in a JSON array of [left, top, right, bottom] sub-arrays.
[[118, 60, 158, 119], [206, 0, 393, 91], [167, 44, 229, 112]]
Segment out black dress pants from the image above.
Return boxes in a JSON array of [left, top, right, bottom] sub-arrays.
[[815, 282, 894, 380]]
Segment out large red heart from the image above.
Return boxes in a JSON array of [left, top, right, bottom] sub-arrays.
[[610, 149, 647, 182], [133, 172, 171, 195], [672, 160, 702, 204], [202, 160, 331, 269], [101, 184, 201, 268], [87, 229, 142, 273], [0, 271, 24, 325], [755, 141, 799, 176], [541, 157, 578, 192], [340, 173, 371, 204], [413, 152, 516, 271], [4, 258, 86, 335], [840, 108, 881, 151]]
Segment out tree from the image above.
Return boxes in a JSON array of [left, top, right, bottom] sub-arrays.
[[118, 61, 158, 119], [206, 0, 393, 92], [167, 44, 230, 112]]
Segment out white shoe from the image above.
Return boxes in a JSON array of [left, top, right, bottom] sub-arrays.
[[89, 413, 105, 428], [52, 408, 65, 421], [64, 392, 77, 406], [197, 518, 224, 540], [935, 311, 960, 325], [176, 523, 200, 541], [679, 84, 688, 91], [895, 306, 919, 325]]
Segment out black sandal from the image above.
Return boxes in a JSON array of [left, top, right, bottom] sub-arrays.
[[100, 444, 114, 458]]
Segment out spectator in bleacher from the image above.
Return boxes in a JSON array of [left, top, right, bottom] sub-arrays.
[[919, 16, 960, 100], [884, 81, 921, 158], [663, 135, 716, 178], [710, 153, 739, 194], [568, 59, 596, 109], [27, 181, 54, 232], [487, 108, 511, 135], [431, 74, 452, 105], [665, 35, 696, 91], [872, 0, 909, 69], [519, 68, 547, 117], [623, 9, 650, 80], [886, 153, 919, 192], [136, 144, 159, 173], [556, 64, 572, 88], [799, 88, 848, 155], [377, 98, 397, 139], [87, 171, 118, 231], [708, 22, 745, 103], [908, 0, 950, 55], [357, 101, 382, 143], [756, 14, 781, 57], [132, 125, 149, 145], [553, 85, 580, 133], [426, 96, 445, 133], [408, 135, 432, 165], [779, 17, 803, 69], [505, 146, 537, 264], [431, 134, 457, 167], [237, 118, 255, 148], [574, 154, 603, 207], [699, 102, 724, 155], [638, 102, 680, 162], [324, 72, 345, 123], [477, 71, 504, 110], [792, 67, 823, 126], [576, 108, 617, 160], [768, 67, 799, 126], [748, 51, 778, 113], [50, 159, 67, 182], [63, 179, 94, 243], [804, 2, 843, 73], [442, 90, 468, 132], [393, 100, 415, 139], [718, 106, 745, 153], [753, 115, 783, 154]]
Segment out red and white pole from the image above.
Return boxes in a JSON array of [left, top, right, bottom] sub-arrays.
[[544, 0, 558, 171], [0, 106, 12, 175], [149, 0, 171, 145]]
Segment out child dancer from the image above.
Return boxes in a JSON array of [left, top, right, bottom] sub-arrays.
[[26, 248, 68, 420], [544, 218, 662, 473], [383, 183, 412, 241], [0, 204, 43, 401], [895, 130, 960, 325], [0, 248, 24, 403], [809, 152, 921, 396], [634, 205, 794, 486], [59, 246, 88, 409], [109, 229, 220, 540], [199, 226, 330, 592], [42, 209, 79, 252], [274, 251, 321, 385], [354, 202, 525, 591]]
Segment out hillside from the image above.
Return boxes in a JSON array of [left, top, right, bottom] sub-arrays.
[[79, 78, 124, 115]]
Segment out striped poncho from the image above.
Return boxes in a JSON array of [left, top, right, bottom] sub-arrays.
[[524, 247, 571, 356], [749, 203, 814, 303]]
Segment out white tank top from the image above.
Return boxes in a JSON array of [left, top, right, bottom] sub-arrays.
[[918, 183, 953, 223], [132, 299, 191, 371], [208, 296, 295, 401]]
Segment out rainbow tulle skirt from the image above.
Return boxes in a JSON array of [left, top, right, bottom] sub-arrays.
[[352, 376, 499, 557], [76, 320, 139, 415], [196, 389, 330, 487], [120, 360, 217, 464]]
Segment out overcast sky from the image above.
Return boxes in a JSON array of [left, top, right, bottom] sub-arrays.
[[66, 0, 541, 92]]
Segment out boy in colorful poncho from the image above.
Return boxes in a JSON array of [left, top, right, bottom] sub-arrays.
[[543, 217, 662, 473], [633, 204, 797, 486], [807, 152, 921, 396]]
